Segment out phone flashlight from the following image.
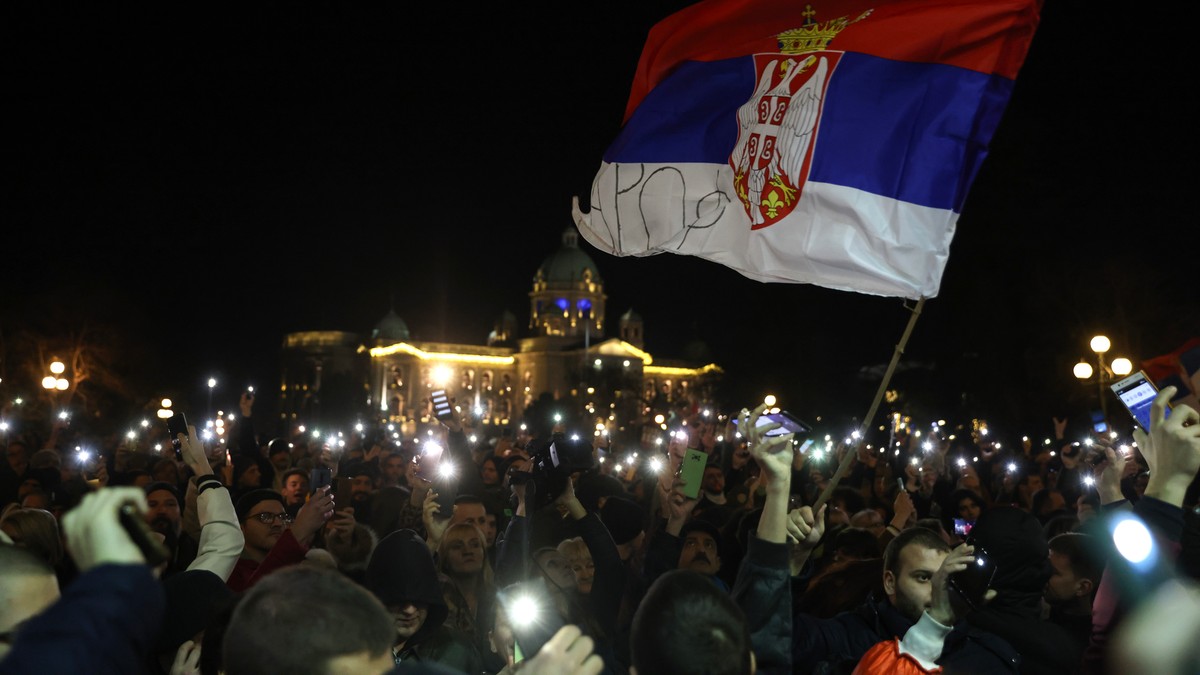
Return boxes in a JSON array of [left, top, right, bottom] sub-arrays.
[[437, 461, 456, 479], [649, 456, 664, 473]]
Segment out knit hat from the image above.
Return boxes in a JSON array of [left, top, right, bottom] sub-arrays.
[[575, 472, 627, 512], [155, 570, 234, 655], [144, 480, 181, 503], [234, 489, 286, 523], [599, 495, 645, 545], [966, 505, 1052, 594]]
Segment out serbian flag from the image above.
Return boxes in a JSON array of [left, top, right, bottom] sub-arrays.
[[573, 0, 1041, 298]]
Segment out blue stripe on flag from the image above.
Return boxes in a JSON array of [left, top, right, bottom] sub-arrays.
[[605, 52, 1013, 213]]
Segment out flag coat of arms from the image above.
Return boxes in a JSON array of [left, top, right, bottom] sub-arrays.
[[573, 0, 1042, 298]]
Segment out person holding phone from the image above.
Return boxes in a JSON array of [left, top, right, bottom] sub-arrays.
[[1084, 386, 1200, 674]]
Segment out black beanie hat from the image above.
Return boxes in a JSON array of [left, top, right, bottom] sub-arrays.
[[234, 489, 285, 523], [966, 505, 1052, 594], [155, 570, 234, 655], [600, 496, 646, 545], [144, 481, 182, 503]]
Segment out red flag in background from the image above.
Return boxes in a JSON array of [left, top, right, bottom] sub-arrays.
[[1141, 337, 1200, 413]]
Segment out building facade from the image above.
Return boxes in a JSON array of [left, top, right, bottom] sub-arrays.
[[278, 228, 722, 442]]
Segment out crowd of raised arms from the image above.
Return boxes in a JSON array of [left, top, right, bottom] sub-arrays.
[[1, 387, 1198, 675]]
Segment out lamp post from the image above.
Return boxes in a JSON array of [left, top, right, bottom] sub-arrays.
[[1072, 335, 1132, 421], [42, 358, 70, 419]]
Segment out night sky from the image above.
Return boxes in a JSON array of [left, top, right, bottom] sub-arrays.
[[5, 1, 1198, 441]]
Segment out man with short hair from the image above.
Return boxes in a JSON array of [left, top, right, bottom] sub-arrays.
[[266, 438, 293, 491], [632, 570, 754, 675], [792, 526, 1019, 674], [227, 486, 333, 592], [223, 565, 395, 675], [0, 544, 61, 661], [1044, 532, 1099, 654], [280, 468, 309, 519]]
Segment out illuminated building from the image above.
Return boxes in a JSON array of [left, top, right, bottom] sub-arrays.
[[279, 228, 721, 438]]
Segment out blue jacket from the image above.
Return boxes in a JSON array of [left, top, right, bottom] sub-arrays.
[[0, 564, 165, 675]]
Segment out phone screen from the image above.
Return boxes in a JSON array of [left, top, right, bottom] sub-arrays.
[[953, 518, 974, 537], [431, 390, 453, 420], [334, 477, 353, 508], [733, 410, 812, 438], [1111, 371, 1167, 431]]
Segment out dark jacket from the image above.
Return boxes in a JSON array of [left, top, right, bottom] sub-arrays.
[[366, 530, 482, 674], [794, 594, 1021, 675], [0, 564, 165, 675], [732, 536, 793, 675]]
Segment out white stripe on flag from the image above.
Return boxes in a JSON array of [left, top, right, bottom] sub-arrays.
[[575, 161, 956, 298]]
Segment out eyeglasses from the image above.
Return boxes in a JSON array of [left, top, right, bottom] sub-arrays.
[[250, 512, 293, 525]]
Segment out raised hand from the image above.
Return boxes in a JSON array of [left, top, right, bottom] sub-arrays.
[[422, 489, 450, 547], [738, 404, 793, 491], [1137, 387, 1200, 506], [292, 485, 335, 545], [786, 504, 826, 549]]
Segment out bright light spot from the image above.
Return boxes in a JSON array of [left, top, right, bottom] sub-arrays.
[[649, 457, 664, 473], [126, 430, 136, 439], [716, 435, 723, 443], [355, 423, 364, 432], [1090, 335, 1111, 353], [956, 458, 967, 467], [553, 413, 562, 423], [1109, 431, 1118, 439], [161, 398, 173, 408], [77, 450, 90, 462], [594, 358, 602, 367], [980, 428, 988, 436], [570, 434, 579, 442], [1050, 451, 1057, 457], [1084, 438, 1094, 447], [208, 378, 217, 388], [1113, 518, 1153, 564], [655, 437, 663, 446], [1082, 475, 1095, 486], [50, 361, 65, 374], [1007, 463, 1017, 472], [58, 411, 69, 420], [851, 430, 861, 440], [654, 414, 665, 425], [623, 360, 630, 367], [763, 394, 777, 407], [438, 462, 456, 479], [141, 419, 150, 428], [312, 430, 321, 438], [910, 457, 919, 466], [937, 420, 946, 427], [430, 365, 453, 387], [469, 435, 478, 443], [922, 441, 933, 452]]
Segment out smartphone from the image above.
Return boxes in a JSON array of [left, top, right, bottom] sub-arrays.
[[953, 518, 974, 537], [1081, 509, 1176, 603], [310, 466, 333, 495], [678, 448, 707, 499], [947, 541, 995, 610], [334, 477, 353, 508], [431, 389, 453, 421], [733, 410, 812, 438], [1090, 409, 1109, 434], [499, 578, 567, 663], [1111, 370, 1171, 432], [165, 412, 189, 461]]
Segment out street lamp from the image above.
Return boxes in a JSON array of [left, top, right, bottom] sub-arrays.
[[1073, 334, 1132, 421], [207, 378, 218, 419], [43, 359, 70, 416]]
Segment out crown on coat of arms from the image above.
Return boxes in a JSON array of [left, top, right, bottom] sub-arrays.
[[777, 4, 873, 54]]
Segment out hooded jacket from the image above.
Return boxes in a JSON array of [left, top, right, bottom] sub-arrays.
[[365, 529, 481, 673], [964, 506, 1079, 675]]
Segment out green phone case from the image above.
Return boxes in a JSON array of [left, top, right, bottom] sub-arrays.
[[679, 448, 708, 499]]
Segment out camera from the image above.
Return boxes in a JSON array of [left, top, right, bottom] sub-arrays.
[[515, 434, 596, 511]]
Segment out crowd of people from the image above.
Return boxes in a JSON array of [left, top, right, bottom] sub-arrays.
[[0, 386, 1197, 674]]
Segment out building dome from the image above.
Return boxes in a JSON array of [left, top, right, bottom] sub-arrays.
[[371, 309, 410, 342], [534, 228, 602, 285], [620, 308, 643, 323]]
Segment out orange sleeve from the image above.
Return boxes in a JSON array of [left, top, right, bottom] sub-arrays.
[[852, 639, 942, 675]]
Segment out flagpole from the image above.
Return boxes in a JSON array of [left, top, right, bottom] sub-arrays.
[[813, 297, 927, 511]]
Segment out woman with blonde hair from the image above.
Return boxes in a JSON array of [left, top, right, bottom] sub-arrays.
[[436, 521, 497, 669]]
